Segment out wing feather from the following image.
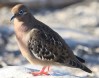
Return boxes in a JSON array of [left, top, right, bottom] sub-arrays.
[[28, 28, 69, 62]]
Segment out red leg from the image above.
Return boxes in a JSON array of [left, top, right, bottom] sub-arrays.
[[32, 66, 50, 76]]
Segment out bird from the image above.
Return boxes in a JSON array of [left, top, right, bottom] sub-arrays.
[[11, 4, 92, 76]]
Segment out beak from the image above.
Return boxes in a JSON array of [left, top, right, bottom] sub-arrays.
[[10, 14, 16, 21]]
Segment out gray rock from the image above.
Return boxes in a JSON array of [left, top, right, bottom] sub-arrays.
[[0, 65, 91, 78]]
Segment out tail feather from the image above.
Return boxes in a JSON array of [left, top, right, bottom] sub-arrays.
[[69, 60, 92, 73], [80, 65, 92, 73], [75, 56, 85, 63]]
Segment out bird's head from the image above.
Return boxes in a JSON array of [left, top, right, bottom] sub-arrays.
[[11, 4, 30, 21]]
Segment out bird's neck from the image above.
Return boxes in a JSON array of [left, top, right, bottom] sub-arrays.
[[14, 14, 37, 40], [14, 15, 33, 39], [14, 14, 37, 32]]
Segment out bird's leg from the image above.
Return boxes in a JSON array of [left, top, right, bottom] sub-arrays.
[[32, 66, 50, 76]]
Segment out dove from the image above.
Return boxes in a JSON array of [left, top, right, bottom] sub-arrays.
[[11, 4, 92, 76]]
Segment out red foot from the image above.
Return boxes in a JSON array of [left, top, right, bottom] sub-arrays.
[[32, 71, 49, 76], [31, 66, 50, 76]]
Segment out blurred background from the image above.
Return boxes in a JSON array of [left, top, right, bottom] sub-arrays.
[[0, 0, 99, 77]]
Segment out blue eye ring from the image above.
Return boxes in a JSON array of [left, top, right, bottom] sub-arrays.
[[19, 10, 24, 15]]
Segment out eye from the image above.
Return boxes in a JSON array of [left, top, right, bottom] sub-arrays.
[[19, 10, 24, 15]]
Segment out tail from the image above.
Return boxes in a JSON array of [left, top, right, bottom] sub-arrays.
[[80, 65, 92, 73], [69, 59, 92, 73], [75, 56, 85, 63]]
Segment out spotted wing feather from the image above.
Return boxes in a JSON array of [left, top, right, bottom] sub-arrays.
[[28, 26, 92, 73], [28, 28, 69, 62]]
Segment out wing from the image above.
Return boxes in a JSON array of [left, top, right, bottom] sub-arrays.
[[28, 28, 70, 62], [27, 27, 92, 73]]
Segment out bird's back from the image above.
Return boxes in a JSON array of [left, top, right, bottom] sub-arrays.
[[28, 19, 92, 73]]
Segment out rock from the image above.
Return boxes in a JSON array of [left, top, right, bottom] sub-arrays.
[[0, 62, 7, 68], [94, 27, 99, 36], [0, 58, 7, 68], [95, 47, 99, 53], [0, 26, 14, 51], [0, 65, 82, 78]]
